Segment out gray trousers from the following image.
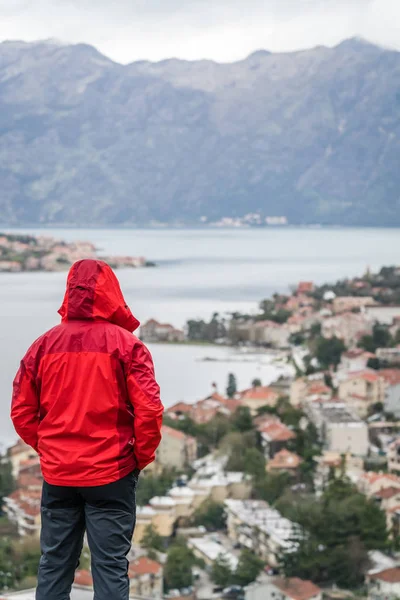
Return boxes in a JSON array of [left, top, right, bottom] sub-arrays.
[[36, 471, 137, 600]]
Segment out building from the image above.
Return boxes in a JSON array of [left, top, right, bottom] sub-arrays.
[[307, 401, 369, 456], [255, 416, 296, 458], [249, 321, 291, 348], [267, 449, 302, 475], [140, 319, 185, 343], [128, 557, 163, 599], [365, 306, 400, 326], [377, 346, 400, 366], [188, 535, 238, 570], [290, 375, 332, 408], [224, 499, 299, 567], [357, 472, 400, 497], [156, 425, 197, 470], [388, 439, 400, 474], [368, 568, 400, 600], [340, 348, 375, 372], [166, 392, 241, 425], [246, 576, 322, 600], [2, 488, 41, 537], [332, 296, 375, 314], [338, 370, 386, 417], [7, 440, 38, 478], [296, 282, 315, 295], [381, 370, 400, 418], [189, 454, 252, 503], [373, 486, 400, 531], [237, 386, 280, 416], [321, 312, 373, 346]]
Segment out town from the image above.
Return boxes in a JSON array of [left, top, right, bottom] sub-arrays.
[[1, 264, 400, 600], [0, 233, 154, 272]]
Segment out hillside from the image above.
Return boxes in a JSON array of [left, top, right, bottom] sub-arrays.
[[0, 38, 399, 225]]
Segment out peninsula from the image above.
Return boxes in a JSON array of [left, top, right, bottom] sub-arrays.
[[0, 233, 154, 272]]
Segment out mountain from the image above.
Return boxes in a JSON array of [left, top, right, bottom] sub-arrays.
[[0, 37, 399, 226]]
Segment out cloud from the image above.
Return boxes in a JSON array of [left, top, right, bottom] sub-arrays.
[[0, 0, 398, 63]]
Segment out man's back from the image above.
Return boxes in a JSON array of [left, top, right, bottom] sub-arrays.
[[11, 258, 163, 485], [11, 259, 164, 600]]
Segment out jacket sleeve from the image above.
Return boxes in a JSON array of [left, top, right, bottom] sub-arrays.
[[126, 341, 164, 470], [11, 359, 40, 451]]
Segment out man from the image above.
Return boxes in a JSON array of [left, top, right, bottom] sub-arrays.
[[11, 259, 164, 600]]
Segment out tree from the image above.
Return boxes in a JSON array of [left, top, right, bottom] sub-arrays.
[[226, 373, 237, 398], [141, 524, 164, 552], [192, 500, 226, 531], [0, 459, 14, 508], [164, 539, 195, 591], [359, 323, 393, 353], [234, 550, 264, 586], [252, 378, 262, 388], [136, 469, 176, 506], [242, 449, 266, 479], [253, 471, 292, 505], [315, 336, 346, 369], [231, 406, 253, 432], [211, 555, 234, 587]]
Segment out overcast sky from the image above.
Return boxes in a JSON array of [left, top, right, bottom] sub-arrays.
[[0, 0, 399, 63]]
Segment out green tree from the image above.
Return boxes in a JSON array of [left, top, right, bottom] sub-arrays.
[[0, 459, 14, 508], [253, 471, 292, 505], [192, 500, 226, 531], [359, 323, 393, 353], [141, 524, 164, 552], [315, 336, 346, 369], [136, 469, 176, 506], [164, 539, 195, 591], [231, 406, 253, 432], [252, 378, 262, 388], [211, 555, 234, 587], [234, 550, 264, 586], [226, 373, 238, 398]]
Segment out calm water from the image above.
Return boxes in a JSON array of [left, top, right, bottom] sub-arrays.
[[1, 226, 400, 446]]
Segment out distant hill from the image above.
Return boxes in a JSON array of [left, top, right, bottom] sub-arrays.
[[0, 37, 399, 226]]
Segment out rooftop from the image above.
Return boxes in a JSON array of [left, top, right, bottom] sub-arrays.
[[188, 536, 238, 570], [273, 577, 321, 600], [129, 556, 162, 577], [370, 567, 400, 583], [319, 403, 362, 424], [267, 449, 302, 470]]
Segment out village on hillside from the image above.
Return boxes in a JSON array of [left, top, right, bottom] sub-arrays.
[[0, 232, 154, 272], [1, 264, 400, 600]]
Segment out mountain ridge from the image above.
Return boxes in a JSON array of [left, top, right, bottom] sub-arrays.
[[0, 37, 399, 226]]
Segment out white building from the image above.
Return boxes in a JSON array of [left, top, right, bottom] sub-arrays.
[[224, 499, 300, 567], [368, 568, 400, 600], [246, 576, 321, 600]]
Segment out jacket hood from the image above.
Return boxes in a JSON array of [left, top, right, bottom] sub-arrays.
[[58, 259, 140, 333]]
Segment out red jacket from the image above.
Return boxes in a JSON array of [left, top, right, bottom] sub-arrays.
[[11, 259, 164, 487]]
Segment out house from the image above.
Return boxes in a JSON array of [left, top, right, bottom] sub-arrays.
[[255, 416, 296, 458], [2, 488, 41, 537], [188, 535, 238, 570], [189, 454, 252, 503], [340, 348, 375, 372], [373, 486, 400, 531], [377, 346, 400, 367], [267, 449, 302, 475], [368, 568, 400, 600], [290, 375, 332, 408], [388, 439, 400, 474], [338, 370, 386, 417], [246, 576, 322, 600], [128, 556, 163, 599], [7, 439, 38, 478], [357, 472, 400, 497], [140, 319, 185, 343], [249, 320, 291, 348], [314, 452, 364, 494], [224, 499, 299, 566], [332, 296, 375, 313], [381, 370, 400, 418], [296, 282, 315, 295], [166, 392, 241, 425], [156, 426, 197, 470], [237, 386, 280, 416], [365, 306, 400, 326], [321, 312, 373, 346], [306, 401, 369, 456]]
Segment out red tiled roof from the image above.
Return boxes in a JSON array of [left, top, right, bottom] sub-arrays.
[[259, 420, 296, 442], [268, 449, 302, 470], [74, 570, 93, 587], [239, 386, 279, 401], [347, 370, 380, 383], [380, 369, 400, 386], [374, 486, 400, 500], [129, 556, 162, 577], [162, 425, 195, 442], [274, 577, 321, 600], [370, 568, 400, 583], [306, 382, 331, 396], [167, 402, 192, 414]]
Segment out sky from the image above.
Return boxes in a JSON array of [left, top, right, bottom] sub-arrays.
[[0, 0, 399, 63]]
